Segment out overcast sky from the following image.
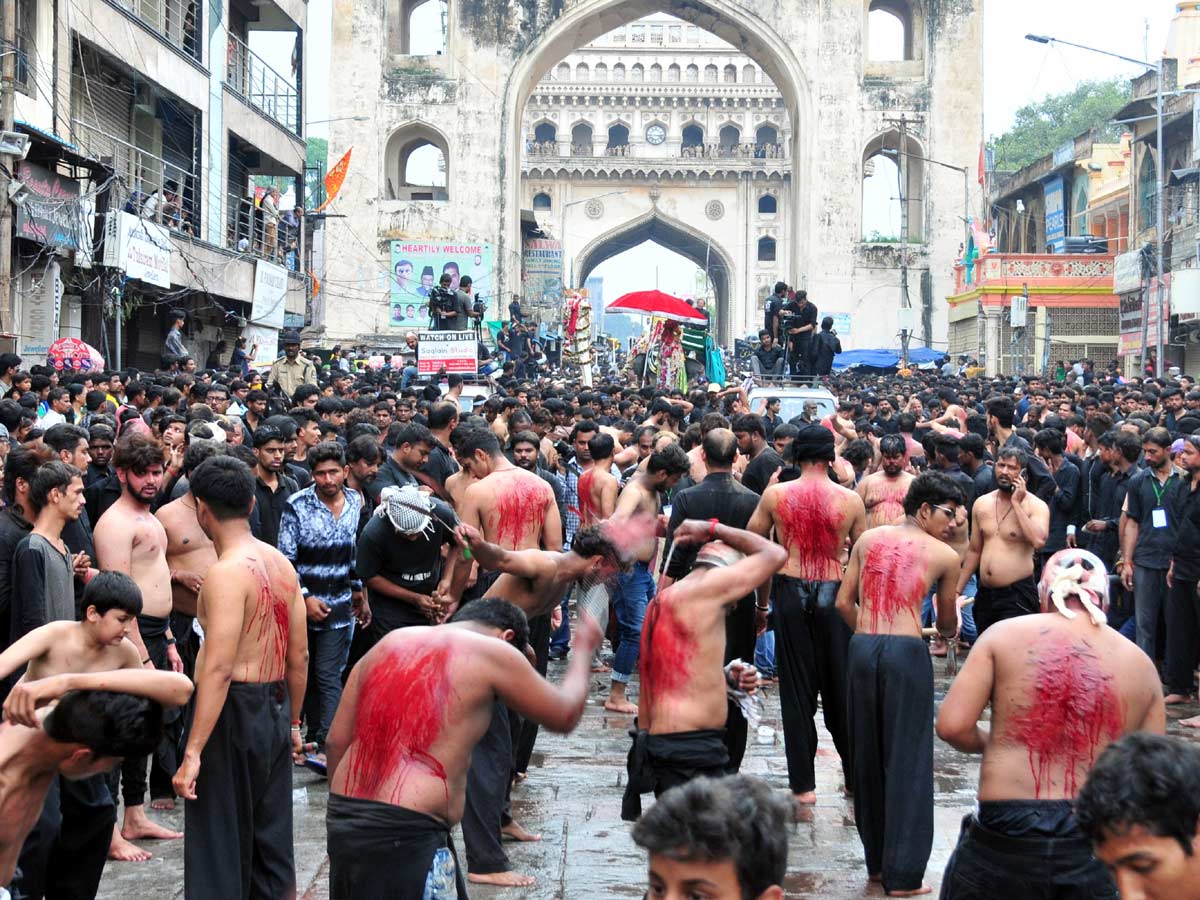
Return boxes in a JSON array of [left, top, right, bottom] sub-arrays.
[[282, 1, 1184, 326]]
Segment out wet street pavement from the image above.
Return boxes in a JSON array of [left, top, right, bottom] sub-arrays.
[[97, 652, 1200, 900]]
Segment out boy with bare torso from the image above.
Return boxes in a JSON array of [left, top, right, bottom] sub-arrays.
[[622, 521, 785, 820], [172, 456, 308, 900], [857, 434, 914, 529], [835, 474, 964, 896], [937, 549, 1164, 899], [576, 433, 619, 527], [748, 425, 866, 806], [324, 599, 601, 898]]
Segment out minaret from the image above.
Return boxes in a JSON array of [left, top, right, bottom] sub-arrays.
[[1163, 1, 1200, 87]]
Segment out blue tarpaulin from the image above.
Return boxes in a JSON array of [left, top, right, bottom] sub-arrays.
[[832, 348, 948, 370]]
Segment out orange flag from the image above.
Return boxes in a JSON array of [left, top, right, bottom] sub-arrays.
[[313, 148, 352, 213]]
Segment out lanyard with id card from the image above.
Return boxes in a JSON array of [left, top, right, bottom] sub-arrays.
[[1150, 475, 1172, 529]]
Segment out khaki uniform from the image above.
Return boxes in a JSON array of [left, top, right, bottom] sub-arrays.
[[266, 355, 317, 399]]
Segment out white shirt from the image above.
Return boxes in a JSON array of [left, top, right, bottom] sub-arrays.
[[39, 409, 66, 428]]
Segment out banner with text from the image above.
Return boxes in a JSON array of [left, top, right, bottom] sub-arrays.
[[522, 238, 563, 310], [418, 330, 477, 374], [390, 240, 494, 327]]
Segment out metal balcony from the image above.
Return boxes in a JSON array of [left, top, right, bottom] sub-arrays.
[[105, 0, 200, 60], [227, 33, 300, 135]]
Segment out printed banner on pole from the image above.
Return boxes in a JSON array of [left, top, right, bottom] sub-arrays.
[[312, 148, 351, 213], [418, 330, 477, 374]]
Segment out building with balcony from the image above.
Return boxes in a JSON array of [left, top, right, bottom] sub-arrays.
[[5, 0, 309, 370]]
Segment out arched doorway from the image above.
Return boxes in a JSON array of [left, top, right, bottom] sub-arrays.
[[502, 0, 813, 318], [574, 210, 735, 344]]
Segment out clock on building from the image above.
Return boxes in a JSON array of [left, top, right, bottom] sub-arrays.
[[646, 124, 666, 145]]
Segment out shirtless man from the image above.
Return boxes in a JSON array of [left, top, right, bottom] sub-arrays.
[[172, 456, 309, 899], [94, 432, 183, 858], [325, 599, 601, 897], [937, 549, 1165, 899], [605, 442, 691, 714], [835, 474, 964, 896], [927, 388, 969, 435], [747, 425, 866, 806], [956, 447, 1050, 636], [685, 413, 730, 485], [576, 433, 619, 526], [857, 434, 915, 529], [622, 520, 785, 820], [0, 672, 191, 900]]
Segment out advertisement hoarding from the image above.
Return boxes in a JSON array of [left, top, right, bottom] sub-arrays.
[[417, 330, 477, 374], [389, 240, 494, 327], [522, 238, 563, 310], [1043, 176, 1065, 247]]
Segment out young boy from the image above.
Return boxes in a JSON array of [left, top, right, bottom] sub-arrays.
[[631, 775, 790, 900], [0, 571, 150, 896]]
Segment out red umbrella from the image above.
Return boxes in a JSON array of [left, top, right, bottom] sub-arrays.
[[607, 290, 708, 325], [47, 337, 105, 372]]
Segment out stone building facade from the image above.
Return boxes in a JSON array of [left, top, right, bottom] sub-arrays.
[[322, 0, 983, 350]]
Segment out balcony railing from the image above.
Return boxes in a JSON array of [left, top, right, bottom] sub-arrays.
[[106, 0, 200, 60], [72, 119, 199, 235], [227, 33, 300, 135], [226, 192, 303, 270], [522, 141, 789, 162]]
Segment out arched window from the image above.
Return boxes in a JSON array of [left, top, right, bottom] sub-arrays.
[[394, 0, 447, 56], [571, 122, 593, 155], [757, 236, 776, 261], [685, 64, 699, 83], [649, 63, 662, 82], [534, 122, 556, 143], [533, 192, 552, 211], [758, 194, 777, 214], [555, 62, 570, 81], [575, 62, 589, 82], [868, 0, 914, 62], [594, 62, 608, 81], [384, 122, 449, 202], [723, 64, 737, 83], [667, 63, 680, 82], [755, 125, 778, 157], [613, 63, 626, 81], [861, 131, 925, 241], [631, 63, 644, 82], [607, 123, 630, 154], [704, 64, 718, 83], [1139, 152, 1158, 232], [742, 64, 756, 84], [719, 124, 740, 156], [681, 124, 704, 150], [1070, 176, 1089, 236]]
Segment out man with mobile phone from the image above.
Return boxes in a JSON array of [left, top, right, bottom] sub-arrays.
[[955, 447, 1050, 636]]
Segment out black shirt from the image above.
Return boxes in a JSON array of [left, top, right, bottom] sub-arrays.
[[753, 345, 785, 371], [764, 295, 783, 335], [781, 301, 817, 342], [356, 515, 449, 629], [252, 472, 299, 548], [1125, 468, 1185, 569], [742, 448, 784, 496], [370, 456, 417, 503], [811, 330, 842, 376], [1036, 458, 1081, 554], [1172, 478, 1200, 582], [420, 440, 459, 495]]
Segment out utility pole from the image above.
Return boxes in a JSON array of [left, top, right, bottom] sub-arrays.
[[0, 0, 16, 347], [883, 113, 923, 367]]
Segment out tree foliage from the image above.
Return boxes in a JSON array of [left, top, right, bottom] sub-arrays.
[[989, 78, 1130, 173]]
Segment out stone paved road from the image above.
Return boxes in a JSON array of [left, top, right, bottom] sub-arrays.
[[97, 655, 1200, 899]]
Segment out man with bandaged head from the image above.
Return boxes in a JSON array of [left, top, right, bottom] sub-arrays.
[[936, 549, 1166, 899]]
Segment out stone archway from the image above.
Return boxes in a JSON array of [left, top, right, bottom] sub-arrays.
[[499, 0, 813, 309], [574, 209, 736, 345]]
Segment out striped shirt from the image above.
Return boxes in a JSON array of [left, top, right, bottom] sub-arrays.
[[278, 485, 363, 631]]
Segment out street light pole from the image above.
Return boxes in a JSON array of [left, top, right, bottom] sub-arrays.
[[1025, 34, 1165, 377]]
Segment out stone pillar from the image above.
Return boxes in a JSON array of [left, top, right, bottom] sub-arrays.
[[983, 306, 1002, 377]]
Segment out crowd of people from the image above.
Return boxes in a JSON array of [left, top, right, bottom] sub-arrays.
[[0, 321, 1199, 900]]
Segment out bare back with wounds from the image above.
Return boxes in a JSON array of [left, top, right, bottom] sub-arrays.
[[749, 474, 866, 581], [971, 490, 1049, 587], [461, 467, 561, 551], [941, 613, 1164, 802], [577, 466, 618, 527], [95, 497, 173, 619], [857, 470, 914, 529], [156, 495, 216, 617], [195, 541, 306, 683], [326, 625, 596, 825], [613, 475, 664, 564]]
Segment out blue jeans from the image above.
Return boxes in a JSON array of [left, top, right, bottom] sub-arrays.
[[612, 562, 654, 683], [921, 575, 978, 644], [549, 591, 571, 655], [303, 624, 354, 749], [755, 601, 776, 676], [401, 365, 419, 389]]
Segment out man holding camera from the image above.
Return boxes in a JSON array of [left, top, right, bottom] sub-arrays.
[[428, 273, 471, 331]]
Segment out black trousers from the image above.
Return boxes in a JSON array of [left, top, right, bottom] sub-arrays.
[[789, 334, 812, 377], [327, 793, 467, 900], [724, 699, 748, 774], [773, 576, 851, 793], [461, 701, 511, 875], [11, 774, 115, 900], [622, 728, 730, 821], [1166, 577, 1200, 696], [184, 681, 294, 900], [940, 808, 1117, 899], [848, 635, 934, 894], [514, 614, 552, 776], [973, 576, 1039, 636]]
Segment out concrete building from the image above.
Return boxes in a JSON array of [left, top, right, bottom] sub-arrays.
[[321, 0, 983, 352], [9, 0, 309, 370]]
